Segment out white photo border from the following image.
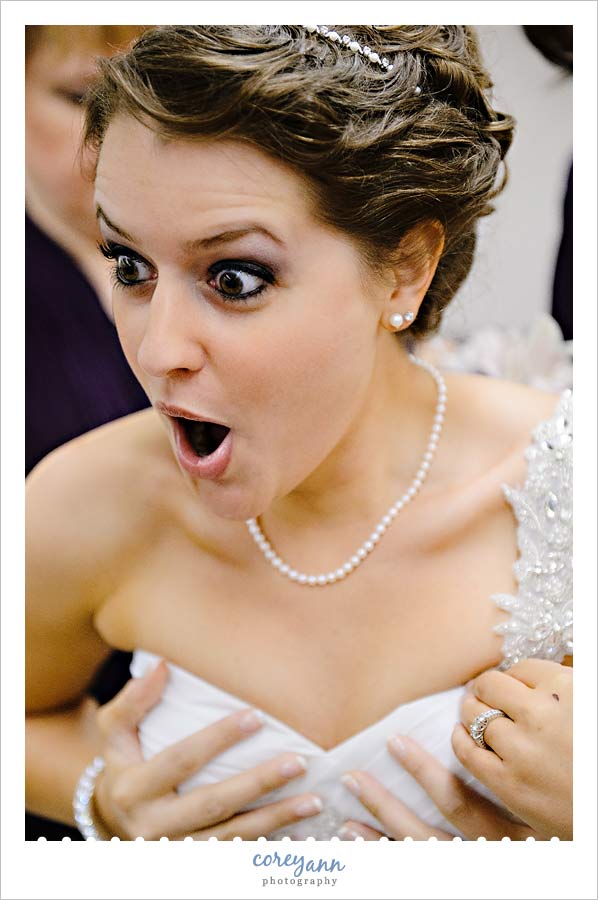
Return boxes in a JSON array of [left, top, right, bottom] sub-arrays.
[[3, 2, 596, 899]]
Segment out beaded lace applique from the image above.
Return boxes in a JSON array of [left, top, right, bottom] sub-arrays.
[[492, 389, 573, 670]]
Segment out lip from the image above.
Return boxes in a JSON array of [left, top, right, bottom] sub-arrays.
[[170, 416, 233, 479], [155, 401, 228, 425]]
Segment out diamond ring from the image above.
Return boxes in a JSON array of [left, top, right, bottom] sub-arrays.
[[469, 708, 508, 749]]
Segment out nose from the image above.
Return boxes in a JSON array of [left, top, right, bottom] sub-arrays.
[[136, 280, 208, 379]]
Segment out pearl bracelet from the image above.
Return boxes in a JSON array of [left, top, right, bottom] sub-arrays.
[[73, 756, 107, 840]]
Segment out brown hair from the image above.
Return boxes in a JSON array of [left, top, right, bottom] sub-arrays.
[[25, 25, 151, 61], [83, 25, 515, 340]]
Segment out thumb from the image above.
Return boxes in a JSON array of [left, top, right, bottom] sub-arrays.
[[97, 660, 169, 761]]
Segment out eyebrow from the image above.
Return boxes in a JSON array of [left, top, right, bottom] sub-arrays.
[[95, 205, 284, 251], [96, 205, 135, 242]]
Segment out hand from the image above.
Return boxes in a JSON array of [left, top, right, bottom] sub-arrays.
[[454, 658, 572, 839], [337, 740, 539, 841], [92, 660, 322, 840], [338, 659, 572, 841]]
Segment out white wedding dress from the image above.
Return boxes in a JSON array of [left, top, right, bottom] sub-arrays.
[[129, 389, 572, 839]]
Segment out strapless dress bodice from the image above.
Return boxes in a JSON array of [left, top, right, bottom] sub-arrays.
[[130, 649, 504, 839]]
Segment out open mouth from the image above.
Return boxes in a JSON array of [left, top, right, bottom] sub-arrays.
[[177, 418, 231, 457]]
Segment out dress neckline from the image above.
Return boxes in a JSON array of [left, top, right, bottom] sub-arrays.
[[131, 391, 572, 754], [132, 647, 465, 755]]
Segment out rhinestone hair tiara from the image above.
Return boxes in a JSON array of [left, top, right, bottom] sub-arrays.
[[303, 25, 394, 72]]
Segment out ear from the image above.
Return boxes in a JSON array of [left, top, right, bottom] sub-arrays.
[[381, 220, 445, 330]]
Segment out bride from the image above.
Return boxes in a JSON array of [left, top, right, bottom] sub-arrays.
[[25, 25, 572, 840]]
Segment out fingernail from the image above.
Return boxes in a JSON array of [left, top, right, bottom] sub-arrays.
[[280, 754, 308, 778], [295, 796, 323, 817], [239, 709, 266, 733], [340, 773, 361, 797], [337, 825, 361, 840], [146, 659, 165, 677], [388, 735, 408, 759], [136, 660, 167, 689]]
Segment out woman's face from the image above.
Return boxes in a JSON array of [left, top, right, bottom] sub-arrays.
[[26, 40, 103, 239], [95, 117, 391, 520]]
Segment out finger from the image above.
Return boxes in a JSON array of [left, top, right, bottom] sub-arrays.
[[150, 751, 310, 835], [460, 693, 517, 759], [128, 707, 267, 801], [449, 726, 534, 839], [340, 770, 451, 840], [504, 658, 568, 689], [178, 793, 324, 840], [96, 660, 169, 735], [96, 660, 170, 764], [508, 660, 572, 706], [466, 668, 533, 720], [389, 733, 532, 840], [337, 820, 388, 840]]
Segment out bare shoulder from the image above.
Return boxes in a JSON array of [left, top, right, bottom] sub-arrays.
[[26, 408, 176, 601], [26, 409, 180, 710], [447, 371, 562, 443], [438, 372, 564, 486]]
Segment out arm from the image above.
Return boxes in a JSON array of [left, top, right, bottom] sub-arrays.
[[26, 697, 103, 827], [26, 445, 114, 826], [25, 439, 324, 840]]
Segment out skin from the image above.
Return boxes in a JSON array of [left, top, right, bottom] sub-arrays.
[[26, 115, 567, 838], [92, 663, 324, 840], [340, 659, 573, 840], [95, 116, 445, 526], [25, 37, 118, 314]]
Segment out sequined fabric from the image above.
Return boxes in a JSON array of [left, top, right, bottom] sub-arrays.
[[492, 389, 573, 669]]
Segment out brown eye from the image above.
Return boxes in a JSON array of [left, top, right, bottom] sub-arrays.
[[117, 256, 143, 283], [207, 262, 273, 303], [98, 241, 155, 290], [218, 271, 245, 296]]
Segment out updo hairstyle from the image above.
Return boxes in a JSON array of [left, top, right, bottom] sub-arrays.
[[84, 25, 515, 340]]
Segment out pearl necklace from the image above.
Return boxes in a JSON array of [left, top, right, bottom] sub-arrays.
[[246, 353, 446, 586]]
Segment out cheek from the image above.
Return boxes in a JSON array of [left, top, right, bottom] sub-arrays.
[[26, 96, 93, 216], [113, 300, 148, 384], [232, 303, 375, 446]]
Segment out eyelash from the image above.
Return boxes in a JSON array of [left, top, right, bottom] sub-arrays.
[[97, 241, 275, 304], [98, 241, 154, 292], [55, 88, 86, 106]]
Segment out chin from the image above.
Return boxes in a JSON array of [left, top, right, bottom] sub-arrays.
[[194, 479, 274, 523]]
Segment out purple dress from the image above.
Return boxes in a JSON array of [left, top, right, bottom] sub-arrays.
[[25, 214, 149, 839], [26, 214, 149, 474]]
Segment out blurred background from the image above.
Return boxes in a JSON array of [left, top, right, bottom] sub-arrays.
[[25, 24, 152, 841], [24, 24, 573, 840], [441, 24, 572, 339]]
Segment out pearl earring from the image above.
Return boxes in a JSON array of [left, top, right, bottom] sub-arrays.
[[388, 311, 415, 331]]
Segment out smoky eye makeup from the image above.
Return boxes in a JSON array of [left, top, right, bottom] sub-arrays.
[[97, 237, 278, 304], [206, 258, 276, 303], [97, 239, 155, 289]]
